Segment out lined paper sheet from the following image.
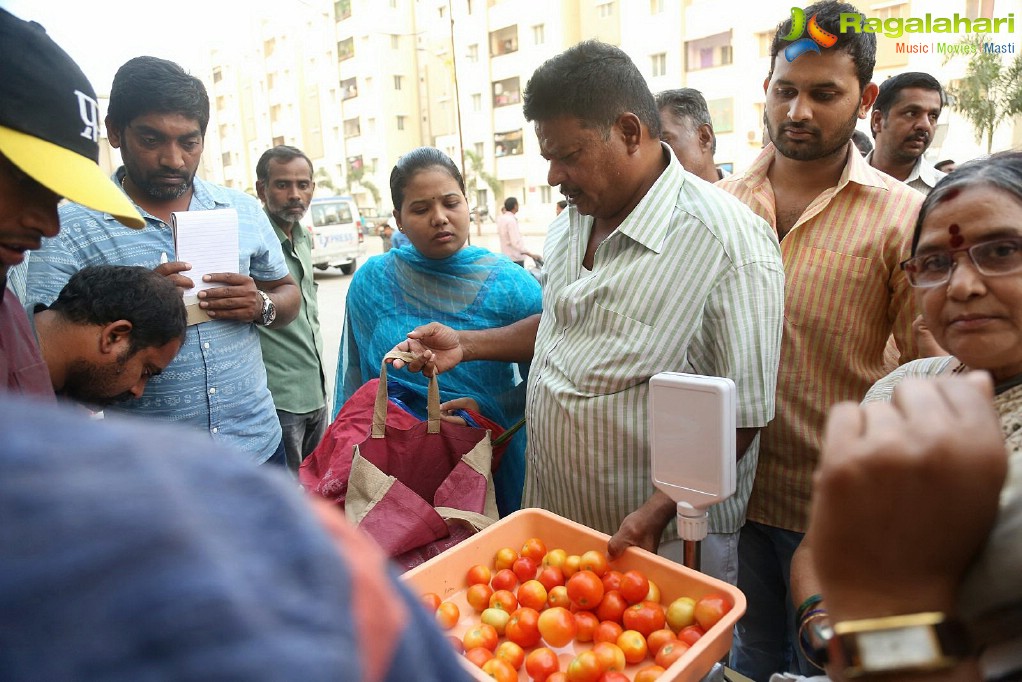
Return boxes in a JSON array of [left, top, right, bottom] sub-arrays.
[[171, 209, 240, 296]]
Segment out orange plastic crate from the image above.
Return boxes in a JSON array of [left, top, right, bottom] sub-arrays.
[[402, 508, 746, 682]]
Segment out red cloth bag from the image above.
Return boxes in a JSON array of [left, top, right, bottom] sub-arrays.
[[299, 352, 499, 570]]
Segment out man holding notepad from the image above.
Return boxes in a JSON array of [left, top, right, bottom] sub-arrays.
[[25, 56, 300, 466]]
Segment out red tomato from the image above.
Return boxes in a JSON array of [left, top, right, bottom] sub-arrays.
[[467, 583, 495, 613], [598, 673, 631, 682], [579, 549, 609, 577], [616, 629, 649, 664], [518, 579, 549, 611], [538, 606, 578, 648], [435, 601, 459, 630], [489, 589, 519, 613], [513, 556, 539, 583], [494, 546, 519, 571], [466, 564, 492, 586], [655, 640, 690, 668], [591, 641, 626, 672], [494, 640, 525, 671], [566, 650, 603, 682], [619, 569, 650, 604], [421, 592, 441, 613], [646, 628, 678, 656], [622, 600, 667, 638], [481, 656, 518, 682], [694, 592, 733, 630], [634, 665, 667, 682], [521, 536, 548, 563], [547, 585, 571, 610], [644, 579, 661, 603], [465, 646, 493, 668], [593, 620, 624, 644], [601, 569, 623, 593], [574, 611, 600, 643], [548, 674, 569, 682], [505, 607, 542, 648], [463, 622, 499, 652], [525, 647, 560, 682], [491, 568, 518, 592], [595, 589, 628, 624], [537, 565, 566, 591], [678, 624, 706, 646], [566, 570, 605, 610]]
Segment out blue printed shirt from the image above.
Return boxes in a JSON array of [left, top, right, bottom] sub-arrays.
[[25, 173, 289, 463]]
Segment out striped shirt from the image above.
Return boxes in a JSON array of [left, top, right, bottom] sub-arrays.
[[522, 148, 785, 538], [718, 143, 923, 532], [25, 174, 289, 463]]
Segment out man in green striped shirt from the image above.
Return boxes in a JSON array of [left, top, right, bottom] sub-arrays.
[[393, 41, 784, 582]]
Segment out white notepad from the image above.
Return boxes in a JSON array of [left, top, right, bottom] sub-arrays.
[[171, 209, 240, 325]]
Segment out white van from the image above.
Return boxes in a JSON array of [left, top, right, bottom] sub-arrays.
[[300, 195, 366, 275]]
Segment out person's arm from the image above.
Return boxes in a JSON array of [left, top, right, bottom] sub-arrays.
[[195, 272, 299, 328], [809, 373, 1006, 681], [390, 315, 540, 376], [607, 426, 760, 558]]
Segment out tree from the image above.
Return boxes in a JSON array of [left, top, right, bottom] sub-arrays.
[[344, 163, 381, 207], [314, 167, 337, 194], [463, 150, 502, 235], [943, 34, 1022, 154]]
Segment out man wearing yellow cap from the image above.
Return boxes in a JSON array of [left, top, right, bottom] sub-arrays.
[[0, 8, 143, 399]]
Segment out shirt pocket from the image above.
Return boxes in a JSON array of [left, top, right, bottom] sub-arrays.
[[553, 300, 659, 396], [783, 247, 873, 338]]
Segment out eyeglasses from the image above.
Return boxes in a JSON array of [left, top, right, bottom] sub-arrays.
[[900, 237, 1022, 287]]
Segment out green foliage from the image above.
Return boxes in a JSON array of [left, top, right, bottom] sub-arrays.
[[463, 150, 502, 205], [943, 34, 1022, 153]]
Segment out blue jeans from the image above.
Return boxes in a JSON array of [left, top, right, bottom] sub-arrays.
[[261, 437, 287, 468], [276, 407, 329, 474], [730, 521, 814, 681]]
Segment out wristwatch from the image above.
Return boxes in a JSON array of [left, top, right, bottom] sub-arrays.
[[256, 289, 276, 327], [830, 612, 971, 678]]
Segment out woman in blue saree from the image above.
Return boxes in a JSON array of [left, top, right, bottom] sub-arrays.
[[336, 147, 543, 516]]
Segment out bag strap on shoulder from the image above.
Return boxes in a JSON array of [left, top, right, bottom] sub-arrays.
[[374, 351, 441, 437]]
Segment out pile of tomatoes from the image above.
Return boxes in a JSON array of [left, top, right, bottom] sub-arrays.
[[419, 536, 732, 682]]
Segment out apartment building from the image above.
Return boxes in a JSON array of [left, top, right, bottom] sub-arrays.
[[202, 0, 1020, 219]]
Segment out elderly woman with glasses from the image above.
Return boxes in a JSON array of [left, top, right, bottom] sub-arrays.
[[781, 152, 1022, 681]]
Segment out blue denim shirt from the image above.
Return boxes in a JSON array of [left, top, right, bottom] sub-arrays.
[[26, 173, 289, 463]]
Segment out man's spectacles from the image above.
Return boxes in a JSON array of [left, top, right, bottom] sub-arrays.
[[900, 237, 1022, 287]]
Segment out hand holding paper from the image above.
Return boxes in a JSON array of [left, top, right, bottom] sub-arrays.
[[197, 271, 262, 322], [170, 208, 241, 325]]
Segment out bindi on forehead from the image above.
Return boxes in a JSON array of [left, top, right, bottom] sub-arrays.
[[948, 223, 963, 248]]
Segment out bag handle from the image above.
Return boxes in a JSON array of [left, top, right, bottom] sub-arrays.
[[374, 350, 441, 437]]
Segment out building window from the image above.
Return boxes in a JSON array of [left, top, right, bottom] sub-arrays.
[[340, 77, 358, 100], [492, 77, 521, 107], [598, 1, 614, 18], [467, 0, 473, 13], [685, 32, 733, 71], [396, 115, 406, 131], [439, 4, 445, 17], [337, 37, 355, 61], [368, 117, 376, 134], [389, 0, 397, 7], [263, 38, 275, 57], [472, 93, 482, 111], [266, 72, 276, 89], [540, 185, 552, 203], [212, 67, 222, 83], [494, 129, 523, 157], [216, 95, 226, 111], [222, 151, 232, 167], [343, 117, 361, 138], [651, 53, 666, 77], [650, 0, 664, 12], [707, 98, 734, 133], [467, 43, 479, 63], [474, 142, 484, 157], [272, 135, 285, 147], [394, 75, 404, 90], [965, 0, 994, 18], [756, 31, 773, 58], [334, 0, 351, 20], [489, 25, 518, 56], [391, 34, 400, 49], [532, 24, 545, 44], [270, 104, 282, 123]]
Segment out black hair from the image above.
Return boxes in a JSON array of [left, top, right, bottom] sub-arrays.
[[523, 40, 660, 138], [656, 88, 717, 154], [872, 72, 946, 134], [911, 152, 1022, 255], [49, 265, 187, 355], [255, 145, 314, 182], [389, 147, 466, 211], [107, 56, 210, 135], [769, 1, 876, 91], [503, 197, 518, 212], [851, 129, 874, 155], [556, 200, 567, 209], [934, 159, 956, 172]]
